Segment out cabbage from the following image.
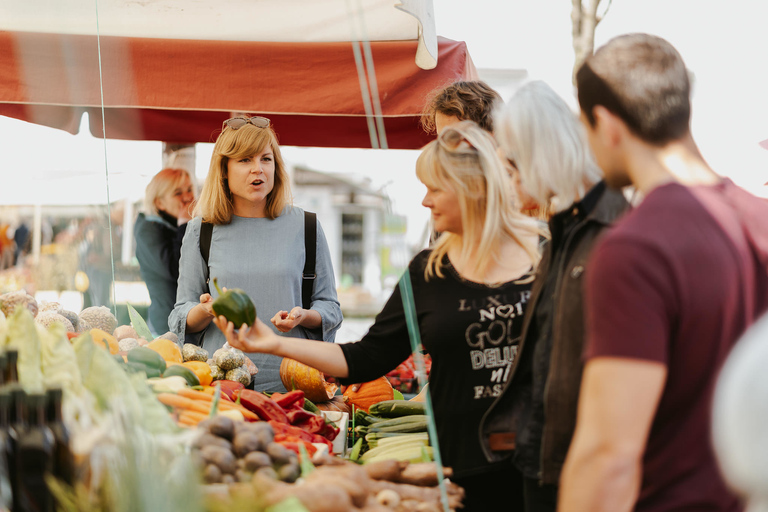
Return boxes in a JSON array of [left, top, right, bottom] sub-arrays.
[[38, 322, 83, 394], [6, 308, 44, 392]]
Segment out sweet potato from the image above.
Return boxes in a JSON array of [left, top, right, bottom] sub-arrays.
[[363, 459, 408, 481], [396, 462, 453, 487]]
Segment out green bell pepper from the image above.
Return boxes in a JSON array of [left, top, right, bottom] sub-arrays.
[[211, 277, 257, 328]]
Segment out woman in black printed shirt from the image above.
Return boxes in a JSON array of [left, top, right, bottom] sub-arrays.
[[215, 121, 545, 510]]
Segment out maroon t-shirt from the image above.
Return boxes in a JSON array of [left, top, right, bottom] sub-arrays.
[[584, 180, 768, 512]]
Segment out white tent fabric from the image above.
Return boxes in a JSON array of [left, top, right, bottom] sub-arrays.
[[0, 0, 438, 68]]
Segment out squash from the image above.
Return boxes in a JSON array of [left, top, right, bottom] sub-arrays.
[[146, 338, 183, 364], [183, 361, 213, 386], [342, 376, 394, 413], [315, 396, 352, 415], [90, 328, 119, 355], [279, 357, 338, 403]]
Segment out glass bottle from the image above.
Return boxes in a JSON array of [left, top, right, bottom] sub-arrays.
[[0, 389, 13, 511], [15, 393, 54, 512], [45, 388, 74, 485], [3, 351, 17, 385], [7, 387, 25, 512], [0, 353, 7, 388]]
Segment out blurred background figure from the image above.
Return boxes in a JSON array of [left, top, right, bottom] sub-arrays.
[[135, 168, 195, 335], [713, 312, 768, 512]]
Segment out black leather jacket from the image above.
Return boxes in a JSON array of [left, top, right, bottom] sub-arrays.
[[479, 183, 629, 484]]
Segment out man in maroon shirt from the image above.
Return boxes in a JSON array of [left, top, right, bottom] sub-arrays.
[[559, 34, 768, 512]]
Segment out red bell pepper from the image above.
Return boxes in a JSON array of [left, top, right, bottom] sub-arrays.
[[272, 390, 305, 410], [286, 409, 316, 425], [274, 436, 318, 457], [215, 381, 245, 401], [269, 421, 333, 449], [237, 390, 289, 423]]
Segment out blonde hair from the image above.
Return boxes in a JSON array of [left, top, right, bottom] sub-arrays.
[[144, 168, 194, 216], [494, 81, 602, 213], [416, 120, 542, 281], [195, 121, 291, 223]]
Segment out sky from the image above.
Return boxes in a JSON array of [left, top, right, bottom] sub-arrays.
[[2, 0, 767, 249]]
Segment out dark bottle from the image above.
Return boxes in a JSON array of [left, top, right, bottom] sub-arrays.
[[45, 389, 74, 485], [3, 351, 17, 385], [0, 353, 7, 387], [7, 387, 25, 512], [0, 389, 13, 511], [15, 393, 55, 512]]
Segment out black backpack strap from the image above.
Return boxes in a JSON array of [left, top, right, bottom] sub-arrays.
[[302, 211, 317, 310], [200, 221, 213, 293]]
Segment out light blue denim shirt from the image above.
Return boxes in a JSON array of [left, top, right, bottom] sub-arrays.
[[169, 206, 343, 392]]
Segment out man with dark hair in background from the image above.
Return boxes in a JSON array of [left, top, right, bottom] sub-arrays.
[[559, 33, 768, 512], [421, 80, 502, 135]]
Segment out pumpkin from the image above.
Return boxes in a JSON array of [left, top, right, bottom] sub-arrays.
[[146, 338, 183, 364], [183, 361, 213, 386], [279, 358, 338, 403], [342, 376, 394, 413], [315, 396, 352, 415], [90, 328, 119, 355]]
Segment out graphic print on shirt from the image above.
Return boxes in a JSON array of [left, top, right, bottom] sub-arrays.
[[460, 291, 531, 399]]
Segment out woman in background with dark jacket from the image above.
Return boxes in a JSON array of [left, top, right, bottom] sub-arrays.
[[480, 81, 630, 512], [135, 168, 195, 335]]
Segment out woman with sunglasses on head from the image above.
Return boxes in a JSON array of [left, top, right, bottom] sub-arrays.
[[214, 121, 543, 510], [169, 116, 342, 392]]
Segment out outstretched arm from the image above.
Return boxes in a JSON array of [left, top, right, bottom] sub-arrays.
[[213, 316, 350, 377], [558, 357, 666, 512]]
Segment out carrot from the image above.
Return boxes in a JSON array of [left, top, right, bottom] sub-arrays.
[[176, 388, 259, 421], [217, 402, 259, 421], [156, 393, 210, 415], [179, 409, 208, 422], [179, 387, 233, 403], [178, 388, 216, 402]]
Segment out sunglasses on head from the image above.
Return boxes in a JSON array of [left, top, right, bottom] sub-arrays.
[[222, 116, 271, 131]]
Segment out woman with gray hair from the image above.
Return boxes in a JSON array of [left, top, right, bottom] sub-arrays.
[[135, 167, 195, 334], [480, 81, 630, 512]]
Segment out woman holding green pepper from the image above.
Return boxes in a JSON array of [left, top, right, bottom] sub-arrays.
[[169, 116, 342, 392]]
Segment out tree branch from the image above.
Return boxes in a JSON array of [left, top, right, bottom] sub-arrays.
[[597, 0, 613, 25]]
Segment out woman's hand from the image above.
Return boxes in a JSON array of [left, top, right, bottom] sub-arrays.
[[199, 293, 215, 317], [213, 315, 281, 354], [271, 307, 305, 332]]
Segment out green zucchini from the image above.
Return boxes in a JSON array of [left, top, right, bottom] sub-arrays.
[[366, 415, 428, 434], [369, 400, 426, 418], [349, 437, 364, 462], [162, 364, 200, 387]]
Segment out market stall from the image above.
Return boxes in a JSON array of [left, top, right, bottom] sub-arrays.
[[0, 1, 467, 510]]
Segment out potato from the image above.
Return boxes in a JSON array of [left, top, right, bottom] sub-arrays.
[[203, 464, 222, 484], [266, 442, 293, 465], [221, 474, 236, 485], [200, 445, 237, 475], [232, 431, 262, 458], [193, 433, 233, 452], [208, 415, 235, 441], [253, 466, 279, 482], [243, 451, 272, 472]]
